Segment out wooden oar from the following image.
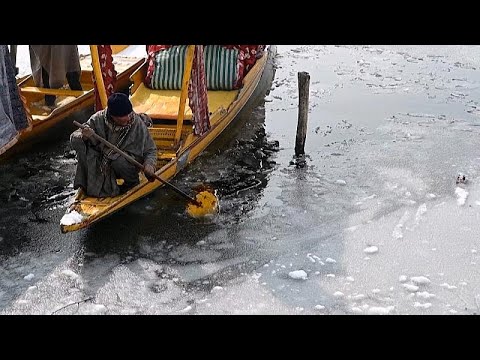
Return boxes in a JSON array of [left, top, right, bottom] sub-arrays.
[[73, 120, 201, 206]]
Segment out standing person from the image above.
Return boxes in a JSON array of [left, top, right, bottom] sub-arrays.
[[29, 45, 83, 106], [70, 92, 157, 197]]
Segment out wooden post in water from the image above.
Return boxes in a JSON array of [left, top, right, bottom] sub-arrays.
[[295, 72, 310, 163]]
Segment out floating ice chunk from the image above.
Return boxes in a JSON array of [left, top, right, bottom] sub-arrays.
[[416, 291, 436, 299], [60, 210, 84, 226], [440, 283, 457, 290], [346, 276, 355, 282], [178, 305, 193, 313], [288, 270, 308, 280], [403, 284, 419, 292], [325, 258, 337, 264], [414, 302, 432, 309], [455, 187, 468, 206], [411, 276, 431, 285], [61, 269, 79, 280], [23, 274, 34, 281], [399, 275, 408, 282], [314, 305, 325, 311], [367, 306, 394, 315], [333, 291, 345, 298], [364, 246, 379, 254]]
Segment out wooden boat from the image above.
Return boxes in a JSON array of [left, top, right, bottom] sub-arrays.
[[60, 45, 272, 233], [0, 45, 144, 160]]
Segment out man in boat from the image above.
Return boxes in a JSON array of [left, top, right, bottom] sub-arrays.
[[70, 92, 157, 197], [29, 45, 83, 107]]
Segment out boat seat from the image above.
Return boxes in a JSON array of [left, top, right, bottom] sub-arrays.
[[131, 83, 239, 121]]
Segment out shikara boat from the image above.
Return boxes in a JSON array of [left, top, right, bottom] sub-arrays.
[[0, 45, 144, 160], [60, 45, 272, 233]]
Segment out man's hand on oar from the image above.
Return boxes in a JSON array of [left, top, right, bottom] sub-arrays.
[[143, 163, 156, 182], [81, 125, 95, 140]]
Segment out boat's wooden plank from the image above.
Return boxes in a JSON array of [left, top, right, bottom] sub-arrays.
[[20, 87, 89, 97]]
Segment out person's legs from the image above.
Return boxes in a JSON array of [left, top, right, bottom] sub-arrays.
[[66, 71, 82, 91], [110, 156, 140, 192], [41, 67, 56, 106]]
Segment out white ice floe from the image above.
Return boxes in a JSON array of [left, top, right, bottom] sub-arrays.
[[288, 270, 308, 280], [306, 254, 316, 263], [410, 276, 431, 285], [416, 291, 436, 299], [23, 273, 34, 281], [403, 284, 419, 292], [440, 283, 457, 290], [60, 210, 84, 226], [333, 291, 345, 298], [61, 269, 79, 280], [426, 193, 436, 199], [367, 306, 395, 315], [414, 302, 432, 309], [335, 180, 347, 186], [414, 203, 427, 223], [363, 246, 379, 254], [314, 305, 325, 311], [178, 305, 193, 313], [352, 294, 366, 301], [326, 274, 336, 278], [325, 258, 337, 264], [399, 275, 408, 283], [346, 276, 355, 282], [455, 187, 468, 206], [211, 286, 224, 292]]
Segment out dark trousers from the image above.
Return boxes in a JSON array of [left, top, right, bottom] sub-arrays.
[[42, 67, 82, 106]]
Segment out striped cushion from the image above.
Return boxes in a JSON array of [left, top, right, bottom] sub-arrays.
[[204, 45, 239, 90], [148, 45, 240, 90], [150, 45, 188, 90]]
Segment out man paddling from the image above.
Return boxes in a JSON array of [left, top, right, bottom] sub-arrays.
[[70, 92, 157, 197]]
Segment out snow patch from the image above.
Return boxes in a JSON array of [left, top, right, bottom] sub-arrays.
[[60, 210, 84, 226]]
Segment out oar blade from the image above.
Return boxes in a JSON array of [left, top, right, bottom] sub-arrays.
[[186, 190, 219, 218]]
